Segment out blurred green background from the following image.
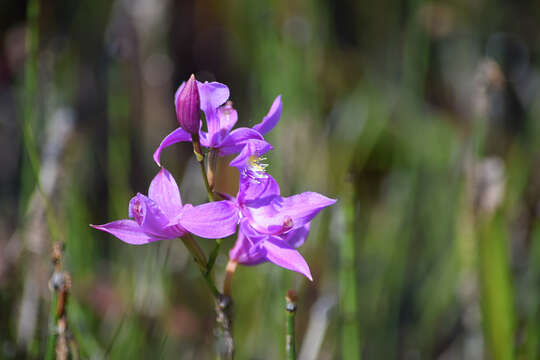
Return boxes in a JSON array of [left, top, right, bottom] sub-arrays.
[[2, 0, 540, 358]]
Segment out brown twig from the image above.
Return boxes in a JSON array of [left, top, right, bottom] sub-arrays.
[[49, 242, 78, 360]]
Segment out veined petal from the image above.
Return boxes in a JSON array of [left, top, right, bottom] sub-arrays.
[[245, 192, 336, 235], [148, 168, 183, 218], [91, 220, 155, 245], [153, 127, 192, 166], [263, 236, 312, 280], [180, 200, 239, 239], [244, 205, 288, 234], [252, 95, 282, 135], [166, 203, 193, 227], [219, 128, 264, 157], [278, 192, 337, 229]]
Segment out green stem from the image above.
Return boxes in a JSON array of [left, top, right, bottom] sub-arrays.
[[286, 290, 297, 360], [191, 141, 234, 358], [180, 235, 220, 298], [192, 142, 223, 281], [180, 234, 207, 272], [207, 148, 218, 191], [202, 271, 220, 298], [193, 140, 215, 202], [199, 160, 215, 201], [206, 238, 222, 276]]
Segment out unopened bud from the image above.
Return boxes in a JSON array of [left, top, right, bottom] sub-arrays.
[[176, 74, 200, 135]]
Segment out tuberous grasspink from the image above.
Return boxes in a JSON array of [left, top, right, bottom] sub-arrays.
[[92, 75, 336, 357]]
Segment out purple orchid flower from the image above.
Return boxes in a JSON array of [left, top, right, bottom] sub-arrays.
[[223, 170, 336, 280], [91, 168, 239, 244], [220, 140, 336, 279], [153, 78, 282, 166]]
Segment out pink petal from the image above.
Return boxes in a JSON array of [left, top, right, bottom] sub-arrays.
[[246, 191, 336, 235], [198, 81, 230, 113], [91, 220, 155, 245], [263, 236, 312, 280], [180, 200, 239, 239], [252, 95, 282, 135], [148, 168, 183, 219], [278, 192, 336, 229], [198, 81, 230, 143], [217, 102, 238, 135], [219, 128, 264, 156], [153, 127, 192, 166]]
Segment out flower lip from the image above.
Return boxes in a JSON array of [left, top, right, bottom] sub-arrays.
[[229, 139, 273, 181], [244, 154, 269, 180]]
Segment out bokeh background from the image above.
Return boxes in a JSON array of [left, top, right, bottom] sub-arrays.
[[2, 0, 540, 358]]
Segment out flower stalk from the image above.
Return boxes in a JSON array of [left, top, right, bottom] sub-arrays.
[[180, 234, 208, 273], [207, 148, 219, 191], [193, 140, 215, 201], [193, 141, 233, 359], [223, 260, 237, 297], [206, 238, 223, 276], [286, 290, 298, 360]]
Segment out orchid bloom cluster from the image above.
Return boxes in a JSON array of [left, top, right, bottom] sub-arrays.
[[92, 75, 336, 281]]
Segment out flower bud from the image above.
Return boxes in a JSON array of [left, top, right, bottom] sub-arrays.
[[175, 74, 200, 135]]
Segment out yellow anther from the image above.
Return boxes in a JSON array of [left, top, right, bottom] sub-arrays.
[[247, 155, 268, 178]]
